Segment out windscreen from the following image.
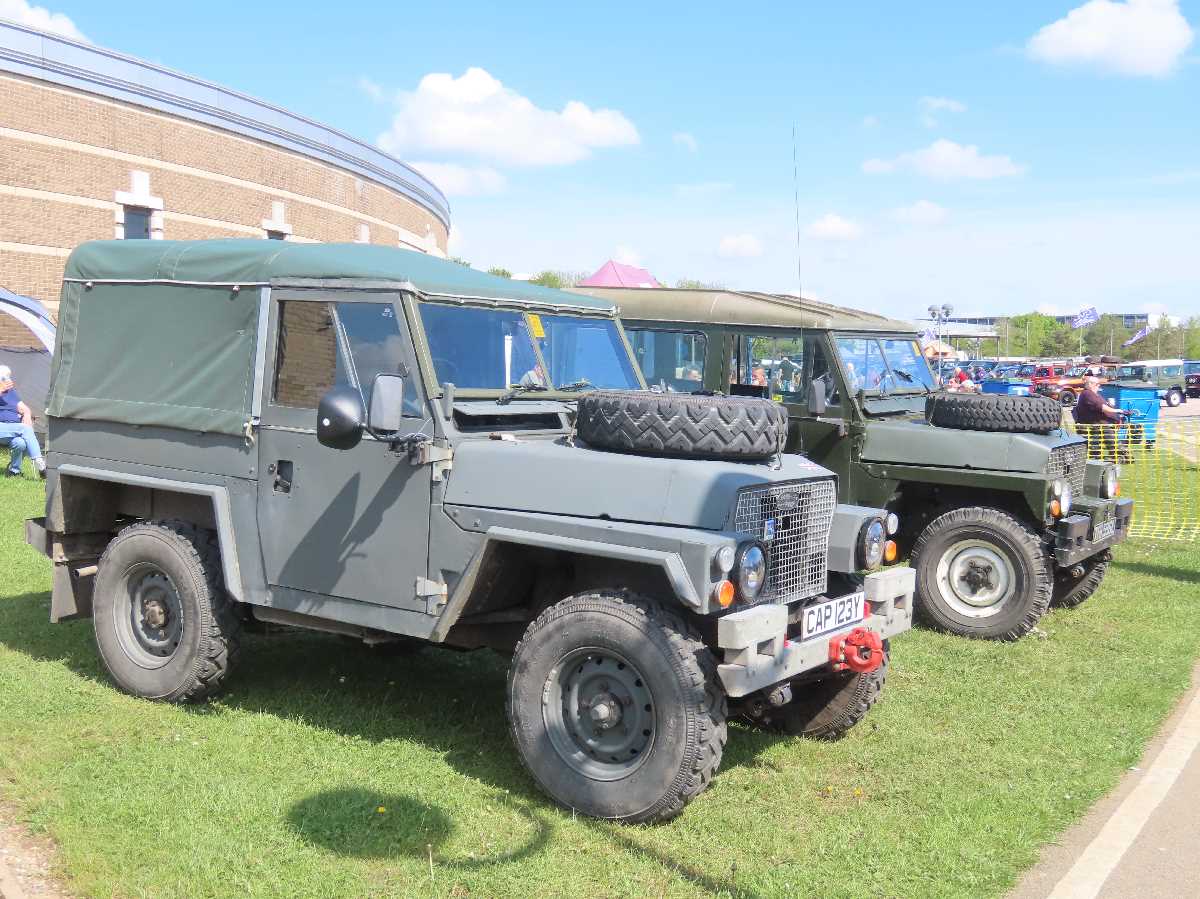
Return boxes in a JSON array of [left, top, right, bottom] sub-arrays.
[[1118, 365, 1147, 379], [836, 336, 934, 394], [535, 314, 640, 389]]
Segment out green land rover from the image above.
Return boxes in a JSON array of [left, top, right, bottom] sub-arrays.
[[571, 286, 1133, 641]]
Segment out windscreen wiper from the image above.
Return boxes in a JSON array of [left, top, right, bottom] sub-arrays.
[[891, 368, 931, 394], [496, 383, 549, 405], [556, 379, 593, 393]]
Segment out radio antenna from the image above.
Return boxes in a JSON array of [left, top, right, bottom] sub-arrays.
[[792, 123, 803, 305]]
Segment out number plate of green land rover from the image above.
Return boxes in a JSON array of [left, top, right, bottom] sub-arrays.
[[1093, 519, 1116, 542], [802, 591, 865, 641]]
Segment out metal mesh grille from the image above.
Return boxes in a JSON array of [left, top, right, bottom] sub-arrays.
[[1048, 442, 1086, 497], [732, 479, 837, 603]]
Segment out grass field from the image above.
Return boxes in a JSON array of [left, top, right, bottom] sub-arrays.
[[1, 469, 1199, 899]]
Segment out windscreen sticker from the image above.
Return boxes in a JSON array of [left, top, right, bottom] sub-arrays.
[[527, 313, 545, 338]]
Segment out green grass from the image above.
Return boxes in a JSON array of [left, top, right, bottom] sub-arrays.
[[1, 470, 1199, 899]]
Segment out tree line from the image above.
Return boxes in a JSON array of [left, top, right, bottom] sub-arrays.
[[967, 312, 1200, 361]]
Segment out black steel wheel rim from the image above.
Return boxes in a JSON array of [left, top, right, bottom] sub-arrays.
[[543, 647, 656, 781], [114, 562, 185, 670]]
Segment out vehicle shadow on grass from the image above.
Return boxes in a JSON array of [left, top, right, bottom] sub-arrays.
[[1112, 560, 1200, 584], [0, 604, 771, 898]]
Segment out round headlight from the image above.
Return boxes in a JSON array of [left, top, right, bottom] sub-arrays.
[[861, 519, 886, 570], [1102, 467, 1119, 499], [1060, 482, 1073, 515], [734, 542, 768, 601]]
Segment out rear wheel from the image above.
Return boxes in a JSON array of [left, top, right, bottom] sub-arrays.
[[507, 591, 726, 823], [911, 507, 1051, 641], [1166, 388, 1183, 408], [1052, 551, 1111, 609], [93, 520, 241, 702]]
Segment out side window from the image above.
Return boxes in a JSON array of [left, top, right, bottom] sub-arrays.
[[733, 333, 804, 402], [272, 301, 350, 408], [626, 329, 707, 392], [835, 337, 886, 393], [1163, 366, 1181, 378], [336, 302, 422, 417]]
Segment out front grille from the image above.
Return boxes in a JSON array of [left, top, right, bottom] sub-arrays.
[[1048, 442, 1086, 497], [732, 479, 837, 603]]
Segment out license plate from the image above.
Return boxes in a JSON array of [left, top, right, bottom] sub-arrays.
[[1093, 519, 1116, 542], [801, 591, 865, 641]]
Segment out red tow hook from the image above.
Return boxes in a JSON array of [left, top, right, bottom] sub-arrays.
[[828, 628, 884, 674]]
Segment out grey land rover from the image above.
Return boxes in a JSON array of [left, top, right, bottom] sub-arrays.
[[571, 285, 1133, 642], [25, 241, 913, 823]]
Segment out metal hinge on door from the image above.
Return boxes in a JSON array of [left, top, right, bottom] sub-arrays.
[[416, 576, 448, 613], [409, 439, 454, 482]]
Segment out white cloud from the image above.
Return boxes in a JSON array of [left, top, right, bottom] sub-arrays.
[[893, 200, 949, 226], [376, 67, 639, 166], [863, 139, 1026, 180], [410, 161, 506, 196], [919, 96, 967, 128], [614, 245, 642, 266], [0, 0, 87, 40], [806, 213, 863, 241], [1027, 0, 1194, 77], [717, 233, 764, 258], [674, 181, 733, 198], [673, 132, 699, 152], [447, 227, 466, 256]]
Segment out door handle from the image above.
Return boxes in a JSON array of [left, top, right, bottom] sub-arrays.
[[270, 459, 294, 494]]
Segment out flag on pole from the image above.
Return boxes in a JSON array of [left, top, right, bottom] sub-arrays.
[[1071, 305, 1100, 329], [921, 327, 937, 344], [1123, 325, 1151, 347]]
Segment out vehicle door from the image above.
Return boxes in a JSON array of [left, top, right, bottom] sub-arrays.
[[256, 289, 433, 613]]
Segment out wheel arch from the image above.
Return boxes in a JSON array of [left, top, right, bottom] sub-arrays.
[[48, 464, 244, 603]]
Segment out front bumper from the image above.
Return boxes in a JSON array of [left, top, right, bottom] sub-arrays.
[[714, 567, 915, 698], [1053, 498, 1134, 566]]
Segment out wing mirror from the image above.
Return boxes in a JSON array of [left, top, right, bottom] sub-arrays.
[[317, 387, 365, 450], [808, 376, 828, 416], [368, 373, 405, 434]]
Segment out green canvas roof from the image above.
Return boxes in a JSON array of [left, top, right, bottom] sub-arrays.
[[567, 286, 916, 333], [64, 240, 616, 312]]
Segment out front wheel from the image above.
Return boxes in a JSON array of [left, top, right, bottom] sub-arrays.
[[911, 507, 1052, 641], [1166, 389, 1183, 408], [757, 646, 888, 740], [1052, 551, 1111, 609], [507, 591, 726, 824], [1059, 389, 1075, 407], [93, 520, 241, 702]]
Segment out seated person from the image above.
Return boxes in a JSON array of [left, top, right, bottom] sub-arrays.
[[1073, 376, 1123, 425], [0, 364, 46, 479]]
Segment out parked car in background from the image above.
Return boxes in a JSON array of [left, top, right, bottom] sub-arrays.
[[1115, 359, 1188, 407], [1038, 365, 1115, 407], [1185, 361, 1200, 398], [1029, 362, 1070, 389], [580, 285, 1133, 643]]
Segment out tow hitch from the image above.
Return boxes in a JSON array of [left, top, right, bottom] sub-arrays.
[[828, 628, 884, 674]]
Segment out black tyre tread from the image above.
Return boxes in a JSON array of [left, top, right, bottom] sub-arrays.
[[911, 506, 1052, 641], [926, 392, 1063, 435], [1052, 552, 1111, 609], [575, 390, 787, 461], [506, 590, 727, 824], [763, 651, 888, 741], [96, 518, 241, 702]]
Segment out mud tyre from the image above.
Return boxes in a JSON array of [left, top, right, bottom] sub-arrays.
[[1052, 551, 1111, 609], [507, 590, 727, 823], [93, 519, 241, 702], [925, 392, 1063, 435], [1166, 388, 1183, 408], [911, 507, 1052, 641], [758, 646, 889, 740], [575, 390, 787, 461]]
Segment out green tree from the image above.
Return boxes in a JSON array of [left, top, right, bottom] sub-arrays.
[[675, 278, 725, 289], [486, 267, 512, 279], [448, 256, 471, 268], [1184, 317, 1200, 360], [1084, 315, 1131, 359], [529, 270, 588, 288], [1007, 312, 1058, 357]]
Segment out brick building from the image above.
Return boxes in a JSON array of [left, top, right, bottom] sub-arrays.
[[0, 20, 450, 345]]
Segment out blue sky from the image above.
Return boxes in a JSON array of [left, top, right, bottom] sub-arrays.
[[12, 0, 1200, 319]]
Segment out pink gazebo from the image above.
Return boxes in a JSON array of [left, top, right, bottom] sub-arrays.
[[578, 260, 661, 288]]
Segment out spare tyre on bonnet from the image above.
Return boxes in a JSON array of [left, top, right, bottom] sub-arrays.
[[26, 239, 915, 824]]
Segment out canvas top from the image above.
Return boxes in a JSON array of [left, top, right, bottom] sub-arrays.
[[63, 240, 617, 313]]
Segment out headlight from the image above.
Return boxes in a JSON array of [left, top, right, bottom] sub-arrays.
[[860, 519, 886, 570], [1102, 467, 1119, 499], [1060, 482, 1072, 515], [885, 512, 900, 535], [1050, 479, 1072, 518], [734, 542, 768, 601], [715, 544, 736, 574]]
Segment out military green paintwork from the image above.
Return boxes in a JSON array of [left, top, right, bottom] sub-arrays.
[[583, 286, 1122, 557]]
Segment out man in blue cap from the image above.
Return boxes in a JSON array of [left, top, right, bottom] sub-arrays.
[[0, 364, 46, 479]]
